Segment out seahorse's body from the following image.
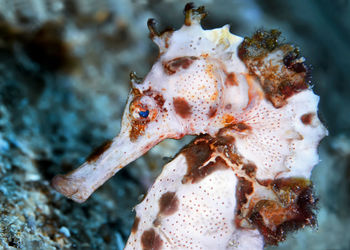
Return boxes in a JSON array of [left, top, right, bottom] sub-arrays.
[[52, 4, 327, 249]]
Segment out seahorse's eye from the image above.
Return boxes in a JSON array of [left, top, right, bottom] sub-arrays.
[[139, 110, 149, 118]]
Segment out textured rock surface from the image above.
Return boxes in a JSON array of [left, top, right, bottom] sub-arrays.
[[0, 0, 349, 249]]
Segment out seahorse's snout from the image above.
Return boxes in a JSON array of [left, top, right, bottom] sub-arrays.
[[52, 133, 136, 203]]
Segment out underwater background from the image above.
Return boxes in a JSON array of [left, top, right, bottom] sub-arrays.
[[0, 0, 349, 249]]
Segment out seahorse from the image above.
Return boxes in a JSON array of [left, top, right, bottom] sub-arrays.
[[52, 4, 327, 249]]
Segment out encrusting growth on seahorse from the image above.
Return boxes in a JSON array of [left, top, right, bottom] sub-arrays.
[[52, 3, 327, 249]]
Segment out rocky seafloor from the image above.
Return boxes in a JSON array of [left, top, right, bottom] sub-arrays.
[[0, 0, 349, 249]]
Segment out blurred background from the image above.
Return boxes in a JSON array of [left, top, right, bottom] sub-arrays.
[[0, 0, 349, 249]]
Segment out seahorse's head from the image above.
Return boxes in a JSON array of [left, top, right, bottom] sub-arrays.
[[52, 5, 252, 202], [123, 6, 250, 144]]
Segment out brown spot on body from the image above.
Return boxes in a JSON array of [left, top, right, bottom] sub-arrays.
[[163, 56, 198, 75], [216, 133, 235, 146], [181, 136, 212, 183], [131, 217, 140, 234], [173, 97, 192, 118], [141, 228, 163, 250], [225, 73, 238, 86], [180, 134, 239, 183], [242, 163, 257, 178], [86, 140, 113, 163], [159, 192, 179, 216], [231, 122, 251, 132], [208, 105, 217, 118], [183, 156, 229, 184], [301, 113, 314, 125]]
